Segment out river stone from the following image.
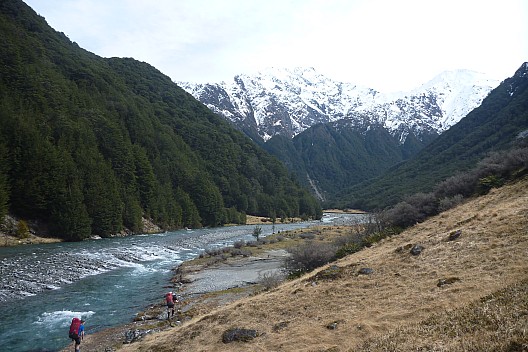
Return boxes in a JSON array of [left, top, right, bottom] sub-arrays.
[[222, 328, 258, 343]]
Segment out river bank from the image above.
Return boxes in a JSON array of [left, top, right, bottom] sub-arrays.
[[64, 249, 288, 351], [3, 217, 344, 352], [0, 233, 62, 246], [66, 225, 350, 351], [0, 214, 292, 247]]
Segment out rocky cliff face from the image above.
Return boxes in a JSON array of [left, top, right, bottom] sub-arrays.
[[178, 67, 500, 143]]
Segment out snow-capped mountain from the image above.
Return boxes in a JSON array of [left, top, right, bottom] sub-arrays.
[[178, 67, 500, 143]]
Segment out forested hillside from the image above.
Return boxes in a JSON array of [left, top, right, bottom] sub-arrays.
[[336, 63, 528, 210], [264, 122, 436, 202], [0, 0, 321, 241]]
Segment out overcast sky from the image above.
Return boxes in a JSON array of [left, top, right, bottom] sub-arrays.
[[24, 0, 527, 92]]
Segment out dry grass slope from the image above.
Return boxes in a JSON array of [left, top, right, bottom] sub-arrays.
[[120, 177, 528, 352]]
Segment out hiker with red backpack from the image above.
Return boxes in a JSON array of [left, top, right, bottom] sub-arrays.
[[68, 317, 85, 352], [165, 291, 178, 320]]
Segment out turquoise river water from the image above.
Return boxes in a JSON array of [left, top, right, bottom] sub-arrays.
[[0, 213, 364, 351]]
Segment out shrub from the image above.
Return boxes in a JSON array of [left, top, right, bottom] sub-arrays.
[[435, 173, 478, 199], [284, 241, 337, 275], [246, 241, 258, 247], [258, 270, 285, 290], [382, 192, 439, 229], [335, 242, 361, 259], [361, 227, 402, 247], [230, 248, 241, 257], [404, 192, 438, 219], [299, 232, 315, 240], [233, 240, 245, 249], [239, 248, 252, 257], [333, 232, 362, 247], [438, 194, 464, 212], [382, 202, 420, 228], [205, 248, 221, 257], [477, 175, 504, 194], [363, 213, 384, 236], [16, 220, 30, 239], [476, 145, 528, 179]]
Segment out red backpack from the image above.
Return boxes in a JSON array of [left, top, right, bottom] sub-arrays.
[[166, 292, 173, 303], [69, 317, 81, 336]]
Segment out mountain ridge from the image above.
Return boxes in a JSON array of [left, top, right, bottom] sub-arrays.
[[338, 62, 528, 210], [178, 67, 500, 143]]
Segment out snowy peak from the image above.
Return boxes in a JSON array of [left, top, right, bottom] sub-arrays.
[[411, 69, 500, 128], [178, 68, 500, 142]]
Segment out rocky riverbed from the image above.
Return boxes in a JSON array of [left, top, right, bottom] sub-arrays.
[[178, 249, 289, 294], [0, 243, 168, 302]]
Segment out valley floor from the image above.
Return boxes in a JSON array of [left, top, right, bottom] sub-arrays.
[[67, 177, 528, 351]]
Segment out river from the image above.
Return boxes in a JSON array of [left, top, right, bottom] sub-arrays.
[[0, 213, 364, 352]]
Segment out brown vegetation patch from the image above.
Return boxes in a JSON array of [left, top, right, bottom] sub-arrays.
[[92, 178, 528, 352], [358, 279, 528, 351]]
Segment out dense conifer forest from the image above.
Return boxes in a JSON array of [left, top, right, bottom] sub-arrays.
[[263, 122, 436, 202], [0, 0, 321, 241]]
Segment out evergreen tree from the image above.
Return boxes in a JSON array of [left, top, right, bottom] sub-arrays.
[[0, 143, 9, 221], [82, 156, 123, 236], [48, 156, 92, 241], [175, 187, 201, 228]]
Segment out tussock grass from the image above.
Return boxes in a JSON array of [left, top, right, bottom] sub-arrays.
[[358, 280, 528, 351], [120, 177, 528, 352]]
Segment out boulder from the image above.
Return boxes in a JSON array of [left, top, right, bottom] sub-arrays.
[[448, 230, 462, 241], [358, 268, 374, 275], [326, 319, 344, 330], [437, 277, 461, 287], [222, 328, 258, 343], [410, 245, 425, 256], [123, 329, 151, 344]]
